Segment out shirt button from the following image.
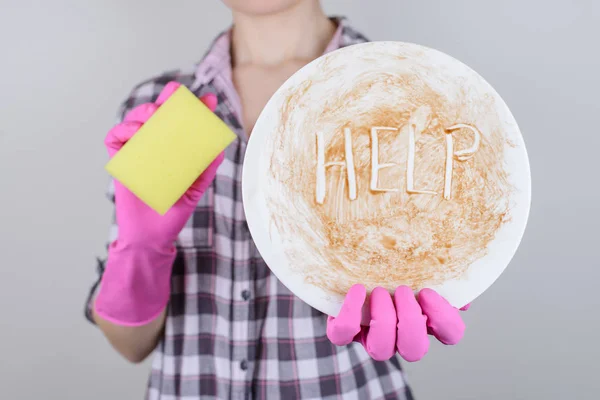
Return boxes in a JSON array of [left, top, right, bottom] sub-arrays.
[[240, 360, 248, 370], [241, 290, 251, 301]]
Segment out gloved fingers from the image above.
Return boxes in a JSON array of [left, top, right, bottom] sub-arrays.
[[417, 288, 465, 345], [126, 84, 216, 126], [394, 285, 429, 362], [200, 93, 218, 112], [361, 287, 397, 361], [155, 81, 217, 112], [155, 81, 182, 105], [326, 284, 366, 346], [105, 121, 143, 157], [124, 103, 158, 124]]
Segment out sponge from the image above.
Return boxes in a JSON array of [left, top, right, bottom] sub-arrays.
[[105, 85, 237, 215]]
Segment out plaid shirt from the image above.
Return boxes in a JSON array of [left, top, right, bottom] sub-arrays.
[[86, 17, 413, 400]]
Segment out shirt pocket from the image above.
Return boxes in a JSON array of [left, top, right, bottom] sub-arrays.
[[176, 186, 215, 250]]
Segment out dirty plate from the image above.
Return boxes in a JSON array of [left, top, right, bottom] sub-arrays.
[[242, 41, 531, 320]]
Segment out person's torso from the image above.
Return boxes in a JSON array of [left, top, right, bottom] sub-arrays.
[[116, 18, 413, 400]]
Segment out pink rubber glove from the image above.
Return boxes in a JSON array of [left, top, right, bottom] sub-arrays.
[[327, 284, 469, 362], [94, 82, 223, 326]]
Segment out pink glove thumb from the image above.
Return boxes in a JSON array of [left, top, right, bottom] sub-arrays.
[[328, 285, 468, 363]]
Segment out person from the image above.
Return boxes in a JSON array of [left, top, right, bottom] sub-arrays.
[[85, 1, 468, 399]]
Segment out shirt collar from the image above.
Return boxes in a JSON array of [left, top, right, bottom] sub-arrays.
[[192, 17, 352, 89]]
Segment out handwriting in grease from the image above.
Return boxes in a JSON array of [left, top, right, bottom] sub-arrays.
[[315, 121, 481, 204]]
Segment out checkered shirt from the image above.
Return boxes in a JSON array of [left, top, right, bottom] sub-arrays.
[[85, 17, 413, 400]]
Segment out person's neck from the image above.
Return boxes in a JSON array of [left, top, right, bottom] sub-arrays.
[[231, 1, 336, 67]]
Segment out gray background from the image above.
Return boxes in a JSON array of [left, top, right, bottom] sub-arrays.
[[1, 0, 598, 399]]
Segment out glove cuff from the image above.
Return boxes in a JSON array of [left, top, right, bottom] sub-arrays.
[[94, 241, 176, 326]]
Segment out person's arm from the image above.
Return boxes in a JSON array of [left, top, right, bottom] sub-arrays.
[[83, 178, 168, 363], [86, 82, 221, 363], [93, 307, 166, 363]]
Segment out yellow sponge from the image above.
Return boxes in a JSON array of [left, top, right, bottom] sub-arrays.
[[105, 85, 236, 215]]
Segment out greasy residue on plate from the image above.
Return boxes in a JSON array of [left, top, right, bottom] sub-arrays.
[[265, 44, 514, 296]]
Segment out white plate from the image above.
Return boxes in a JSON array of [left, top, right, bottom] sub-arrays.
[[242, 41, 530, 319]]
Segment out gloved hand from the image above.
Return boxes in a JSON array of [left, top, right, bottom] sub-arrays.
[[327, 284, 469, 362], [94, 82, 223, 326]]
